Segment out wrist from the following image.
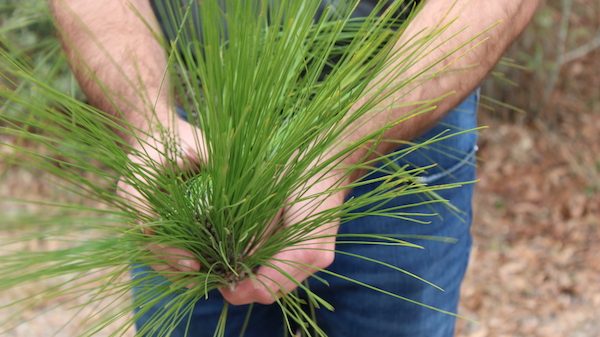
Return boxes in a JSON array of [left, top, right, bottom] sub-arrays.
[[125, 106, 177, 147]]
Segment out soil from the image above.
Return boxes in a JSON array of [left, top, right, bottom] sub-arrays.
[[456, 111, 600, 337]]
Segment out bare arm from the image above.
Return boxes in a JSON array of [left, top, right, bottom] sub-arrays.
[[50, 0, 172, 142], [341, 0, 541, 167], [51, 0, 203, 273]]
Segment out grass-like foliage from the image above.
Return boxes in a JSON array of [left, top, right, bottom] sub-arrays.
[[1, 0, 474, 336], [0, 0, 82, 111]]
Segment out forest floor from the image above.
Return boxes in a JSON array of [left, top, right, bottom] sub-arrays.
[[456, 109, 600, 336]]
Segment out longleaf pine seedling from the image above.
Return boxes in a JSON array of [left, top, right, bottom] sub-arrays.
[[0, 0, 481, 336]]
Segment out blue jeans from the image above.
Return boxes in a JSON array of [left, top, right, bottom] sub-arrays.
[[133, 91, 479, 337]]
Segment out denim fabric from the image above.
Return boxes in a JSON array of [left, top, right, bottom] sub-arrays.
[[133, 90, 479, 337]]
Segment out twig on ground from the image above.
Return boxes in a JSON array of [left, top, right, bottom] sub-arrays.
[[542, 0, 573, 104], [560, 32, 600, 65]]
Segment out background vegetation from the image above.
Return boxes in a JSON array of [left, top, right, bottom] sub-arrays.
[[1, 0, 599, 336]]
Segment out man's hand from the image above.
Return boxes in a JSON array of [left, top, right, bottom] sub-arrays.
[[117, 115, 207, 275], [220, 172, 346, 305]]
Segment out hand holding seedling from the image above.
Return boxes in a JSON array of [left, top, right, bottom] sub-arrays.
[[220, 171, 347, 305], [116, 115, 207, 276], [50, 0, 541, 314]]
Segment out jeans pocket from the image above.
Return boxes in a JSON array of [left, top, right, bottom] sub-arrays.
[[414, 144, 478, 184], [392, 89, 480, 185]]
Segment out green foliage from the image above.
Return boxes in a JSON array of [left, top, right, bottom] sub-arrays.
[[484, 0, 600, 121], [0, 1, 473, 336], [0, 0, 82, 113]]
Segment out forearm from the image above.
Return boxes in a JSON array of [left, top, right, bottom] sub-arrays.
[[50, 0, 171, 142], [342, 0, 540, 166]]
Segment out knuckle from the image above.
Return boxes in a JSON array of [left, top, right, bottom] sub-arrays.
[[256, 291, 276, 305], [314, 250, 335, 269], [226, 297, 246, 306], [222, 293, 244, 306]]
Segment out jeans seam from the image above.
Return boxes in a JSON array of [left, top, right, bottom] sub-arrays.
[[415, 144, 478, 184]]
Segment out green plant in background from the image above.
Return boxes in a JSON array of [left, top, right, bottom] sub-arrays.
[[0, 1, 477, 336], [483, 0, 600, 121], [0, 0, 82, 112]]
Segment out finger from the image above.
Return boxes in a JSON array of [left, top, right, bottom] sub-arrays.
[[149, 261, 180, 275], [146, 243, 201, 272], [220, 214, 338, 305], [256, 250, 320, 297], [219, 249, 318, 305], [149, 263, 199, 289], [176, 119, 208, 164], [243, 208, 284, 257], [116, 179, 155, 223], [219, 277, 261, 305], [219, 273, 277, 306], [174, 143, 202, 174]]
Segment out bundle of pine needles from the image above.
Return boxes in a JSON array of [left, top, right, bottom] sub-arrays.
[[0, 0, 474, 336]]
